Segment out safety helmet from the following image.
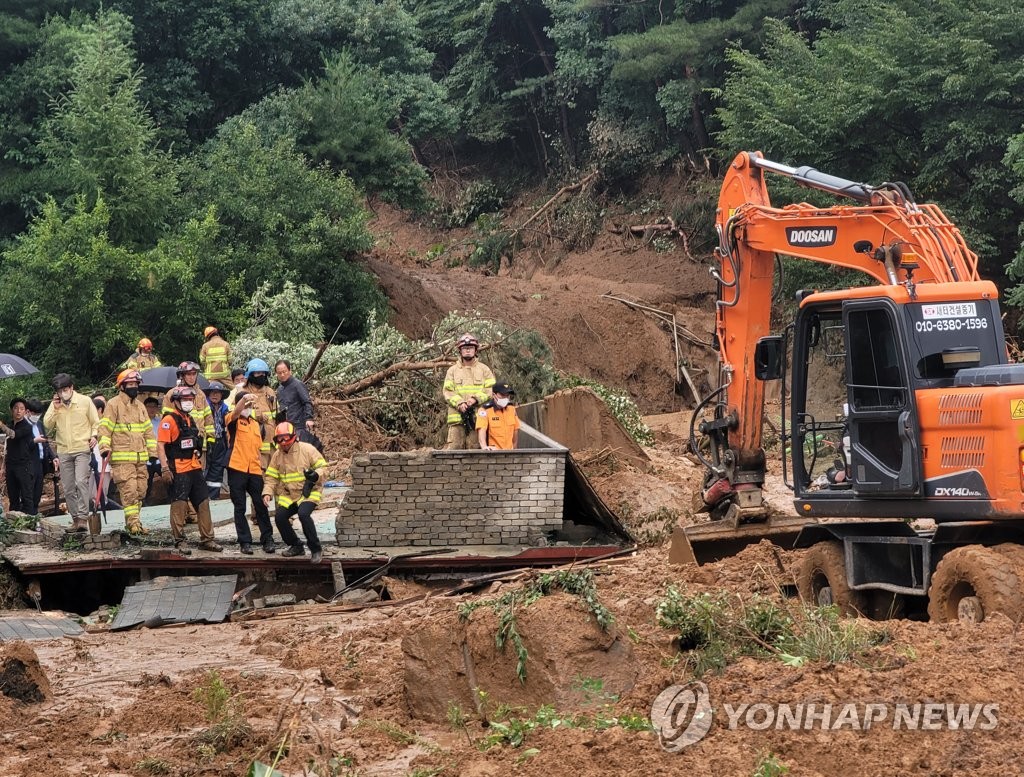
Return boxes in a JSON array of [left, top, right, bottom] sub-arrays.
[[176, 360, 200, 377], [203, 326, 218, 339], [171, 386, 196, 403], [457, 333, 479, 349], [117, 369, 142, 388], [138, 338, 153, 350], [245, 358, 271, 378], [273, 421, 297, 447]]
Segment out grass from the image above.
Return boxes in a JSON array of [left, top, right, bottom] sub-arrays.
[[135, 757, 172, 775], [190, 670, 252, 755], [478, 702, 654, 750], [753, 752, 789, 777], [656, 587, 890, 676]]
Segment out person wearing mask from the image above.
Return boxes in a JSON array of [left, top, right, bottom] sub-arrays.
[[142, 397, 163, 504], [199, 326, 232, 382], [225, 392, 275, 554], [476, 382, 521, 450], [1, 398, 36, 513], [98, 370, 156, 535], [442, 333, 495, 449], [238, 359, 278, 469], [162, 362, 215, 446], [156, 387, 223, 554], [204, 381, 230, 500], [24, 399, 53, 515], [43, 374, 100, 532], [124, 338, 162, 370], [144, 396, 161, 435], [263, 422, 327, 563], [275, 360, 316, 440], [89, 393, 114, 511]]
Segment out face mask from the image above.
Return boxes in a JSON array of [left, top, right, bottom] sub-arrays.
[[60, 389, 73, 402], [250, 375, 268, 387], [241, 408, 252, 418], [124, 387, 139, 399], [180, 401, 195, 413], [27, 414, 39, 424], [495, 397, 510, 408]]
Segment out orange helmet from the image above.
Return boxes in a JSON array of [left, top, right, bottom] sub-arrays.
[[138, 338, 153, 350], [273, 421, 297, 447], [116, 369, 142, 388], [203, 326, 218, 339]]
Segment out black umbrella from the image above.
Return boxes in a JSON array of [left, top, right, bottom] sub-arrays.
[[0, 353, 39, 380], [137, 366, 211, 393]]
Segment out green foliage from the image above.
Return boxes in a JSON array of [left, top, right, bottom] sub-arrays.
[[655, 587, 889, 676], [192, 670, 252, 755], [479, 701, 652, 750], [39, 9, 177, 246], [753, 753, 790, 777], [243, 282, 324, 345], [193, 669, 231, 722]]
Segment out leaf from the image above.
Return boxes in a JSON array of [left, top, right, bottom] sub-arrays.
[[247, 761, 285, 777]]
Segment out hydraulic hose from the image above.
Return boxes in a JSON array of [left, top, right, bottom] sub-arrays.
[[689, 383, 728, 473]]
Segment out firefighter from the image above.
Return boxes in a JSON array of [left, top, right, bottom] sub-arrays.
[[124, 338, 162, 370], [199, 326, 232, 382], [263, 422, 327, 563], [441, 333, 495, 449], [236, 358, 278, 469], [157, 387, 223, 554], [98, 370, 156, 534], [162, 361, 215, 446]]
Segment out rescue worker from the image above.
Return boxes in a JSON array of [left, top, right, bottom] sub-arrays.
[[263, 422, 327, 563], [156, 387, 223, 554], [442, 333, 495, 449], [199, 326, 232, 382], [226, 392, 275, 554], [124, 338, 162, 370], [162, 361, 215, 446], [98, 370, 157, 534], [238, 358, 278, 469], [476, 381, 521, 450], [204, 381, 230, 499]]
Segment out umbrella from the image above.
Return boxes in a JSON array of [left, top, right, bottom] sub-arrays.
[[137, 366, 211, 393], [0, 353, 39, 380]]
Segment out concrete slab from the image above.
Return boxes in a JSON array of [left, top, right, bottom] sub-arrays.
[[0, 612, 83, 641], [110, 574, 238, 631]]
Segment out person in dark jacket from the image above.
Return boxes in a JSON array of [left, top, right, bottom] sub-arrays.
[[24, 399, 53, 515], [1, 398, 37, 513]]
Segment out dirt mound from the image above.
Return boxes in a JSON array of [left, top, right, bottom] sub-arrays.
[[403, 594, 639, 723], [366, 206, 717, 413], [0, 642, 50, 704]]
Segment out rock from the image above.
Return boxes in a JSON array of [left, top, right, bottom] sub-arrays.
[[264, 594, 297, 607], [340, 588, 379, 605]]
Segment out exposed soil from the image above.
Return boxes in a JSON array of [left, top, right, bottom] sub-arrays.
[[3, 205, 1021, 776]]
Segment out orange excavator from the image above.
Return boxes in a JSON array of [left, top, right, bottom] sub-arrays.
[[684, 151, 1024, 622]]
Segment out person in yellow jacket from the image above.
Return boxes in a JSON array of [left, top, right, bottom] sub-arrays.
[[124, 338, 162, 370], [98, 370, 156, 534], [263, 422, 327, 563], [199, 326, 231, 382], [442, 333, 495, 449]]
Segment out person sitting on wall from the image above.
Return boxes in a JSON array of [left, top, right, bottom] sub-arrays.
[[476, 382, 520, 451]]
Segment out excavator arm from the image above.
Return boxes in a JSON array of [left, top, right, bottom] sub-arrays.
[[695, 151, 981, 525]]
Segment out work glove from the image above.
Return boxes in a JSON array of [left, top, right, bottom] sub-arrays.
[[148, 457, 162, 476]]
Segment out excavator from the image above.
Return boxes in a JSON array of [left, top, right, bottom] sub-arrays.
[[682, 150, 1024, 623]]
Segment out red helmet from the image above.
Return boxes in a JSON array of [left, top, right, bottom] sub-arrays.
[[457, 333, 479, 349], [273, 421, 297, 448], [171, 386, 196, 404], [138, 338, 153, 350], [176, 360, 200, 377], [117, 369, 142, 388]]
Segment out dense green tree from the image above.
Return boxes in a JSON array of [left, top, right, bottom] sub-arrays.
[[183, 120, 385, 339], [717, 0, 1024, 281], [39, 10, 177, 246]]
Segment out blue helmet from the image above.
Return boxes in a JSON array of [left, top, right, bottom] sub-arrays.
[[245, 358, 271, 378]]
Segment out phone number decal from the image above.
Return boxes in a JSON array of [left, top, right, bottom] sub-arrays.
[[915, 318, 988, 333]]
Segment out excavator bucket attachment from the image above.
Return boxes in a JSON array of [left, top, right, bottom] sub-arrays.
[[679, 514, 811, 565]]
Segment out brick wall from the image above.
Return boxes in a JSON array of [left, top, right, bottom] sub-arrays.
[[335, 441, 567, 547]]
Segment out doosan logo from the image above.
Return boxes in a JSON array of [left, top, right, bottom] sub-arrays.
[[786, 227, 837, 247]]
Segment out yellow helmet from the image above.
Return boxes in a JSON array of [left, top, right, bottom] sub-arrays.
[[203, 326, 218, 339]]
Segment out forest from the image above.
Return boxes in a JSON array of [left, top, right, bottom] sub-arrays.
[[2, 0, 1024, 383]]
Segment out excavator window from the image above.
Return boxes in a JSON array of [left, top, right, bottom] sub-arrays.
[[847, 309, 904, 410]]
